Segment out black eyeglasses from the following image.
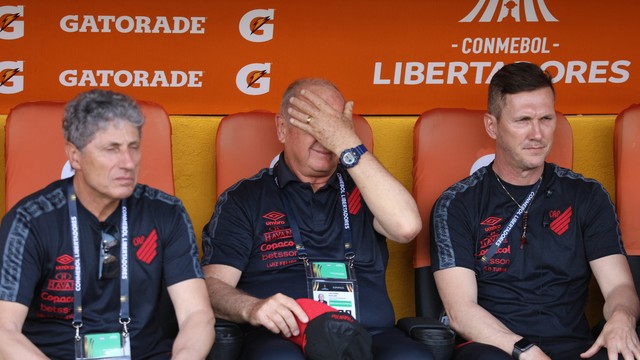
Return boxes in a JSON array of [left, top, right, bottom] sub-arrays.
[[99, 228, 119, 280]]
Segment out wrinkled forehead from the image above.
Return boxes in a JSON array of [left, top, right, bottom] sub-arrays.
[[495, 87, 554, 119], [90, 119, 141, 143], [504, 87, 555, 108], [304, 84, 345, 112]]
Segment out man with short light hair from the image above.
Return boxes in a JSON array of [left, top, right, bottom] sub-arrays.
[[431, 62, 640, 360]]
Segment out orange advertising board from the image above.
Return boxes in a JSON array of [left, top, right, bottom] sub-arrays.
[[1, 1, 638, 115]]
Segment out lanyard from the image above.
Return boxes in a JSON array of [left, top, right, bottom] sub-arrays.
[[277, 171, 355, 266], [67, 182, 131, 341], [476, 177, 542, 272]]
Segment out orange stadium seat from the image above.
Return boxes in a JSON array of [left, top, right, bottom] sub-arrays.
[[411, 108, 573, 318], [4, 100, 175, 212], [614, 103, 640, 297], [215, 111, 374, 198]]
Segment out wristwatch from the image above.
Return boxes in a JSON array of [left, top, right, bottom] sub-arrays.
[[512, 338, 534, 359], [339, 144, 368, 169]]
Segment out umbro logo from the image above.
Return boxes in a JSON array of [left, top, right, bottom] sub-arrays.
[[481, 216, 502, 226], [55, 254, 74, 271], [56, 254, 73, 265], [263, 211, 285, 221]]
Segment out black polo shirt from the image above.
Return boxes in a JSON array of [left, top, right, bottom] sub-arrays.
[[202, 155, 395, 332], [431, 162, 624, 342], [0, 177, 202, 359]]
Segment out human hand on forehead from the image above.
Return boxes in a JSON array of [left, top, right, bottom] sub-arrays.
[[287, 88, 362, 155]]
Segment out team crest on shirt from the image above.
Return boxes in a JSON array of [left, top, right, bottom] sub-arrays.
[[547, 206, 572, 236], [348, 187, 362, 215], [133, 229, 158, 264]]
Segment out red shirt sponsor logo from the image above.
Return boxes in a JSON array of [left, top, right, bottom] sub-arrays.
[[47, 272, 74, 291], [263, 228, 292, 242]]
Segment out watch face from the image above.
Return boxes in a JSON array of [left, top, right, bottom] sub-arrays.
[[342, 152, 356, 165], [515, 338, 534, 351]]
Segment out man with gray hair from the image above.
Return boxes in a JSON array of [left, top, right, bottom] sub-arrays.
[[0, 89, 214, 359]]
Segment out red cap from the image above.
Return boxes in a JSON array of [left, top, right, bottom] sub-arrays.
[[286, 298, 373, 360], [288, 298, 337, 347]]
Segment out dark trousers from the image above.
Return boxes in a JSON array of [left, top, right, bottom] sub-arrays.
[[454, 341, 617, 360], [239, 327, 435, 360]]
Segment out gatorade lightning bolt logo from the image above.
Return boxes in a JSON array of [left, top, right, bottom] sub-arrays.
[[0, 12, 20, 32], [0, 67, 19, 87], [460, 0, 558, 23], [239, 9, 274, 42], [247, 70, 267, 88], [236, 63, 271, 95], [250, 16, 271, 35]]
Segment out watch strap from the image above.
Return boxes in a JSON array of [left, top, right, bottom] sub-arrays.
[[352, 144, 367, 157]]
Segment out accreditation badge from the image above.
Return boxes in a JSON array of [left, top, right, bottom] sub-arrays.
[[305, 260, 359, 319], [75, 332, 131, 360]]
